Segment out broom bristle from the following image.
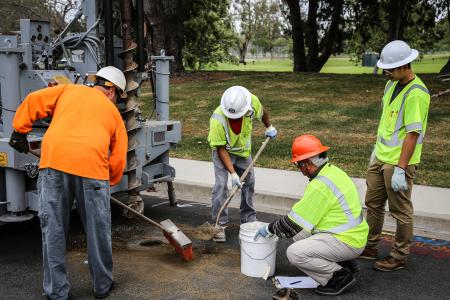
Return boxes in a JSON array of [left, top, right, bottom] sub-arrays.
[[163, 231, 194, 261]]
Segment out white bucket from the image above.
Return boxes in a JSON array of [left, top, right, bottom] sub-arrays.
[[239, 221, 278, 278]]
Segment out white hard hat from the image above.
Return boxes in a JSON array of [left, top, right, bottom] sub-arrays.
[[377, 40, 418, 69], [96, 66, 127, 98], [220, 86, 251, 119]]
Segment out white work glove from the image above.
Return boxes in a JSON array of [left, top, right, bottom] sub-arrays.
[[230, 172, 243, 189], [391, 166, 408, 192], [265, 125, 277, 139], [369, 145, 377, 166]]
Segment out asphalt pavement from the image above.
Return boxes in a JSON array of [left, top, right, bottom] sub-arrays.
[[0, 194, 449, 300]]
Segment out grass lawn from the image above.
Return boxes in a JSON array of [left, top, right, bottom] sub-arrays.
[[204, 54, 449, 74], [139, 72, 450, 188]]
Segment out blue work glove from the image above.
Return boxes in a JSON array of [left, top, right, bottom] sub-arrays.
[[265, 125, 277, 139], [391, 166, 408, 192], [254, 224, 273, 241], [231, 172, 243, 188]]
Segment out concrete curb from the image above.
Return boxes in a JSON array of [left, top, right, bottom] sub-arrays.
[[147, 180, 450, 241]]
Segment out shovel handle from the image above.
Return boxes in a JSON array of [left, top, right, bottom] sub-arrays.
[[215, 137, 271, 227]]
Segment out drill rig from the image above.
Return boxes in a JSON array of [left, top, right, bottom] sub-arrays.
[[0, 0, 181, 223]]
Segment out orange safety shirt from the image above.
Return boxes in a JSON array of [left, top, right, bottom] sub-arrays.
[[13, 84, 128, 186]]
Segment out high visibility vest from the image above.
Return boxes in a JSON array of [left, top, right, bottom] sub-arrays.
[[288, 164, 368, 249], [207, 94, 263, 158], [375, 76, 430, 165]]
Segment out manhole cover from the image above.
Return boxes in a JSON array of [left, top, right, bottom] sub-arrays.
[[139, 239, 163, 247]]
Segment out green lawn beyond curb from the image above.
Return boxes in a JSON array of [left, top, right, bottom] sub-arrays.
[[140, 72, 450, 188]]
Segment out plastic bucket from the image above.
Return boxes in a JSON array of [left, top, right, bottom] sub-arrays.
[[239, 221, 278, 278]]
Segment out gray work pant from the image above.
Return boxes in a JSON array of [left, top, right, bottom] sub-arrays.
[[211, 150, 256, 225], [286, 231, 363, 286], [38, 168, 113, 300]]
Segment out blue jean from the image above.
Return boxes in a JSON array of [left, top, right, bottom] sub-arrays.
[[37, 168, 113, 300], [211, 150, 256, 225]]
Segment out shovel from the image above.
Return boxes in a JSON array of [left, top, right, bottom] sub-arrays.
[[191, 137, 271, 240]]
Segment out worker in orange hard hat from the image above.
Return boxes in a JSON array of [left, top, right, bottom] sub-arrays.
[[255, 134, 368, 296]]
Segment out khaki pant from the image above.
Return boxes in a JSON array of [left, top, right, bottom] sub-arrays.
[[286, 231, 363, 286], [365, 159, 416, 261]]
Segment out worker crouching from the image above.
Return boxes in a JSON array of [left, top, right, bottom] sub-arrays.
[[255, 135, 369, 296]]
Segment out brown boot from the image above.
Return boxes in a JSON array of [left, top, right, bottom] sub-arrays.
[[359, 247, 378, 260], [374, 256, 406, 272]]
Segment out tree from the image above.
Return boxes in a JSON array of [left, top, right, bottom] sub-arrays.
[[253, 0, 289, 61], [348, 0, 446, 64], [0, 0, 79, 32], [283, 0, 345, 72], [232, 0, 262, 64], [143, 0, 194, 72], [183, 0, 237, 70]]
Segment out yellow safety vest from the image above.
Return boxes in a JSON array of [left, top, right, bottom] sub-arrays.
[[375, 76, 430, 165], [288, 164, 368, 249], [207, 94, 263, 158]]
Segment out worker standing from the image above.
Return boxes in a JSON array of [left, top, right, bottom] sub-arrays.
[[360, 40, 430, 271], [255, 135, 368, 296], [207, 86, 277, 242], [9, 66, 128, 299]]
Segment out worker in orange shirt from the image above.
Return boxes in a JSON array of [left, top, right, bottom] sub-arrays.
[[9, 66, 128, 300]]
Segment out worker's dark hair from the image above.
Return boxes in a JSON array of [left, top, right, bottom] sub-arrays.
[[319, 151, 327, 159]]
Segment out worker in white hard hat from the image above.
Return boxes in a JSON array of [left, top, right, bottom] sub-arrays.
[[359, 40, 430, 271], [9, 66, 128, 299], [207, 86, 277, 242]]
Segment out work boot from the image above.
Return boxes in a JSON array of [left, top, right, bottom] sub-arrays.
[[373, 256, 406, 272], [94, 281, 115, 299], [315, 267, 357, 296], [213, 226, 226, 243], [359, 247, 378, 260], [338, 259, 361, 273]]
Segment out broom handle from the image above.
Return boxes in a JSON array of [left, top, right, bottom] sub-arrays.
[[215, 137, 271, 227], [29, 147, 171, 234], [111, 196, 169, 233]]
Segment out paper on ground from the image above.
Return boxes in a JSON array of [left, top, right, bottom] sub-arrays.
[[274, 276, 319, 289]]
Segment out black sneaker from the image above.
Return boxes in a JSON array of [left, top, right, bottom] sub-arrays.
[[338, 259, 361, 273], [315, 267, 357, 296], [94, 281, 115, 299]]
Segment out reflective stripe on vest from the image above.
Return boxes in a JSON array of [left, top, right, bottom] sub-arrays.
[[378, 84, 429, 147], [211, 113, 251, 152], [289, 175, 364, 234]]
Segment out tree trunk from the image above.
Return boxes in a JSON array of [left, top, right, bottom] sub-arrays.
[[316, 0, 344, 71], [239, 39, 249, 64], [305, 0, 319, 71], [286, 0, 306, 71], [440, 58, 450, 74], [387, 0, 406, 41], [143, 0, 193, 72], [440, 3, 450, 74]]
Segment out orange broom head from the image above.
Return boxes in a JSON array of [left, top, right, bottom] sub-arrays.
[[163, 231, 194, 261]]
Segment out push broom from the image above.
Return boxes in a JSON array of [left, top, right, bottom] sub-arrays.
[[111, 196, 193, 261], [28, 150, 193, 261]]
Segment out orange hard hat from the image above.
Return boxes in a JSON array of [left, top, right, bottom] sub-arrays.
[[290, 134, 330, 163]]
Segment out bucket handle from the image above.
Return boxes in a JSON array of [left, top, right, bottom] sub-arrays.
[[240, 240, 277, 261]]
